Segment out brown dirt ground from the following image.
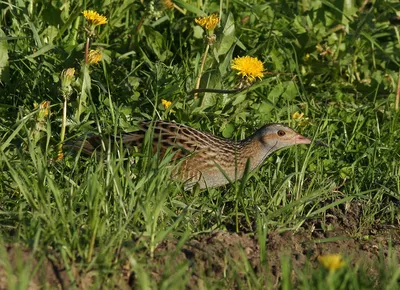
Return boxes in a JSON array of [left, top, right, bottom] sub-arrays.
[[1, 202, 399, 289]]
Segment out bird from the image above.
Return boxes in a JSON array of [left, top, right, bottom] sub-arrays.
[[68, 120, 312, 190]]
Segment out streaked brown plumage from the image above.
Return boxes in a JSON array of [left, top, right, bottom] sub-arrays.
[[69, 120, 311, 189]]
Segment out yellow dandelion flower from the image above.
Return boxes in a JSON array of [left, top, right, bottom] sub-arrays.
[[318, 254, 345, 272], [162, 99, 172, 109], [292, 112, 304, 120], [161, 0, 174, 9], [88, 49, 102, 65], [83, 10, 107, 26], [56, 151, 64, 161], [292, 111, 310, 126], [40, 101, 50, 111], [61, 68, 75, 87], [64, 68, 75, 79], [34, 101, 50, 119], [231, 56, 264, 82], [195, 14, 219, 31]]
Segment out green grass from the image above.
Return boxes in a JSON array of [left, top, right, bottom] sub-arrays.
[[1, 0, 400, 288]]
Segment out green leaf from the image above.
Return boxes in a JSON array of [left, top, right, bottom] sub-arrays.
[[193, 26, 203, 39], [232, 93, 246, 106], [25, 45, 56, 58], [222, 123, 235, 138], [213, 12, 236, 58], [173, 0, 205, 16], [143, 26, 171, 61], [0, 29, 9, 81], [268, 83, 284, 102], [219, 45, 235, 76], [41, 26, 59, 44], [282, 81, 297, 101], [259, 101, 274, 114], [75, 65, 91, 123]]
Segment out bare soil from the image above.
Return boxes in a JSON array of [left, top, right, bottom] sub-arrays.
[[1, 202, 399, 289]]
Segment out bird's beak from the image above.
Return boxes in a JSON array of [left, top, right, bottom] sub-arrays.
[[294, 133, 312, 145]]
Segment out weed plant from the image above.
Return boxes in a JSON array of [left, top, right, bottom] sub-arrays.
[[0, 0, 399, 288]]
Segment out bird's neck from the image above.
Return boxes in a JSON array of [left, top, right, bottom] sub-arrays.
[[238, 136, 277, 172]]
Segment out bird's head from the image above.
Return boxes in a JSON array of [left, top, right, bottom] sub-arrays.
[[256, 124, 311, 151]]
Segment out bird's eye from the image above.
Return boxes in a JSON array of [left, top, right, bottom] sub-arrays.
[[277, 130, 286, 137]]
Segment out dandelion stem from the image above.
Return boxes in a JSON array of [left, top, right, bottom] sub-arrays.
[[59, 96, 68, 155], [396, 72, 400, 111], [173, 3, 186, 15], [194, 43, 210, 99], [85, 37, 90, 64]]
